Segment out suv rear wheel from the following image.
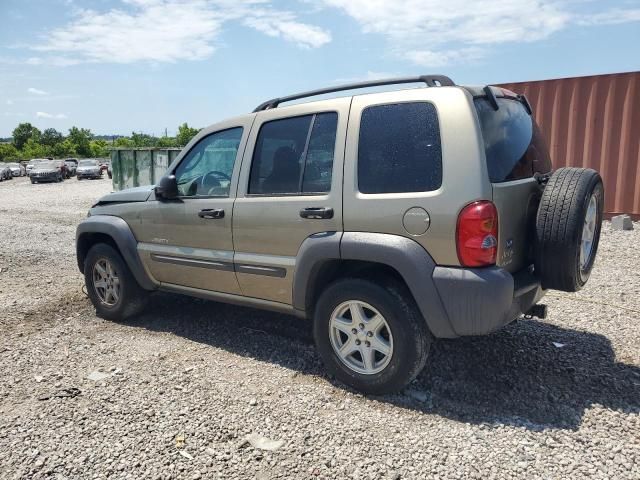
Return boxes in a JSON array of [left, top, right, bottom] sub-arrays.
[[84, 243, 148, 321], [313, 278, 431, 394]]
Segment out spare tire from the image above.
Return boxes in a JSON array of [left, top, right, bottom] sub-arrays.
[[535, 167, 604, 292]]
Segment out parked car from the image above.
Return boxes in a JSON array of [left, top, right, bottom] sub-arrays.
[[7, 163, 26, 177], [64, 158, 78, 177], [0, 164, 12, 181], [53, 159, 70, 179], [26, 158, 46, 176], [76, 75, 604, 394], [99, 159, 109, 173], [76, 159, 103, 180], [30, 160, 64, 183]]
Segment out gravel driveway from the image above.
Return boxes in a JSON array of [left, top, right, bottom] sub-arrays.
[[0, 176, 638, 480]]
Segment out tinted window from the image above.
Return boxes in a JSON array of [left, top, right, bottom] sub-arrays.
[[174, 127, 243, 197], [475, 97, 552, 182], [249, 112, 338, 195], [358, 102, 442, 194], [302, 113, 338, 193]]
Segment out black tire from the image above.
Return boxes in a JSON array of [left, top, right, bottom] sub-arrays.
[[84, 243, 148, 321], [535, 167, 604, 292], [313, 278, 431, 395], [31, 178, 36, 184]]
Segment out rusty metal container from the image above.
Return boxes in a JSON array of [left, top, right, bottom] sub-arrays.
[[499, 71, 640, 219]]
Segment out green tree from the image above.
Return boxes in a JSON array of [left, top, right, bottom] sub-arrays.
[[68, 126, 93, 157], [41, 128, 64, 147], [90, 139, 109, 157], [21, 138, 46, 159], [157, 136, 177, 148], [131, 132, 157, 148], [176, 123, 199, 147], [0, 143, 19, 161], [113, 137, 134, 148], [12, 123, 41, 150], [52, 139, 77, 157]]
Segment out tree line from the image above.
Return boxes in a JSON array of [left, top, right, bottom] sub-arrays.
[[0, 122, 200, 162]]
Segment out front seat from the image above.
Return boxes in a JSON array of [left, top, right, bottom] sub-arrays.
[[261, 146, 300, 193]]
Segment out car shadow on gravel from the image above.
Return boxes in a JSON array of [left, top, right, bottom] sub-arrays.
[[124, 292, 640, 431]]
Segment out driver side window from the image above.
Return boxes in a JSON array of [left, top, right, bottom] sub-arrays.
[[174, 127, 243, 197]]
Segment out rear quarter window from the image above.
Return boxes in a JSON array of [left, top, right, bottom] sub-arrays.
[[475, 97, 552, 183], [358, 102, 442, 194]]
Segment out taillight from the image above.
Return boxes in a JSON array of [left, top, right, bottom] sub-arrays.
[[456, 201, 498, 267]]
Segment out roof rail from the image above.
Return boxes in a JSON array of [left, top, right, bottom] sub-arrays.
[[252, 74, 455, 112]]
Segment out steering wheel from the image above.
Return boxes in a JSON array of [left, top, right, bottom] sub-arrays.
[[200, 170, 231, 195]]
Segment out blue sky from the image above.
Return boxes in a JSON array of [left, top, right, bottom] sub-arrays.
[[1, 0, 639, 137]]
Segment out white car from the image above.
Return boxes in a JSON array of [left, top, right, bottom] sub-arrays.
[[76, 159, 103, 180], [7, 163, 26, 177]]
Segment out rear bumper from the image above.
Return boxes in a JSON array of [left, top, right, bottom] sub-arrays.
[[432, 265, 545, 336]]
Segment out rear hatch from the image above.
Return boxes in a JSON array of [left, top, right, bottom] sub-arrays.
[[473, 87, 552, 273]]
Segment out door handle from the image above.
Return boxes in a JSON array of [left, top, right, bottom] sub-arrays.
[[300, 207, 334, 219], [198, 208, 225, 219]]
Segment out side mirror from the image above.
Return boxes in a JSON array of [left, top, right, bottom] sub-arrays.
[[155, 175, 179, 200]]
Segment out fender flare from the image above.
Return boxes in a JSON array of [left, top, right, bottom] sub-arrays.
[[293, 231, 457, 338], [76, 215, 157, 291]]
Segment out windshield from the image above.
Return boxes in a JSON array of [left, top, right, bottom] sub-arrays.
[[8, 163, 19, 167], [38, 161, 57, 169], [475, 97, 551, 182], [79, 160, 98, 167]]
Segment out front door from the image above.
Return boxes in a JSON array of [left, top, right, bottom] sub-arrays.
[[232, 98, 350, 304], [135, 121, 253, 294]]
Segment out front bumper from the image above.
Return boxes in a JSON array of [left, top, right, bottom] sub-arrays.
[[31, 173, 58, 182], [432, 265, 545, 336], [78, 173, 101, 178]]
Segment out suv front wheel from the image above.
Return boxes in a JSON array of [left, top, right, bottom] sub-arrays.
[[84, 243, 147, 321], [314, 278, 431, 395]]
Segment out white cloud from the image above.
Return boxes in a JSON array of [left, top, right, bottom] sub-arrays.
[[26, 56, 80, 67], [577, 8, 640, 26], [28, 87, 48, 95], [36, 111, 67, 119], [320, 0, 640, 67], [243, 10, 331, 48], [6, 99, 13, 105], [335, 71, 399, 83], [30, 0, 330, 65], [402, 48, 484, 67]]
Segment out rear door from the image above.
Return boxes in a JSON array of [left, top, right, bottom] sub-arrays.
[[343, 87, 490, 267], [474, 92, 552, 272], [232, 98, 349, 304]]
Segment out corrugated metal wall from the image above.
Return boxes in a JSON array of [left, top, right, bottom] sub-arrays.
[[499, 71, 640, 219], [110, 148, 182, 190]]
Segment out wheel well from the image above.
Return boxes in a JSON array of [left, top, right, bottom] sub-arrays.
[[76, 232, 121, 273], [306, 260, 407, 315]]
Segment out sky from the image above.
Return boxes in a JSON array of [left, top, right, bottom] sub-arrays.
[[1, 0, 639, 137]]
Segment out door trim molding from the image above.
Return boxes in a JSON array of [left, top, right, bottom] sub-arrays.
[[150, 253, 287, 278], [235, 264, 287, 278], [150, 253, 234, 272]]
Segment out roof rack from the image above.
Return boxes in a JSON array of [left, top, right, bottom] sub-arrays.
[[252, 74, 455, 112]]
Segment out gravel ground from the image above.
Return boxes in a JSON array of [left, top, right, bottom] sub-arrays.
[[0, 176, 638, 480]]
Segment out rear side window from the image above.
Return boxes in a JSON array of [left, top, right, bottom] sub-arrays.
[[358, 102, 442, 194], [475, 97, 552, 182], [249, 112, 338, 195]]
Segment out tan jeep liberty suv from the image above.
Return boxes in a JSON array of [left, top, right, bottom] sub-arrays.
[[76, 75, 604, 394]]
